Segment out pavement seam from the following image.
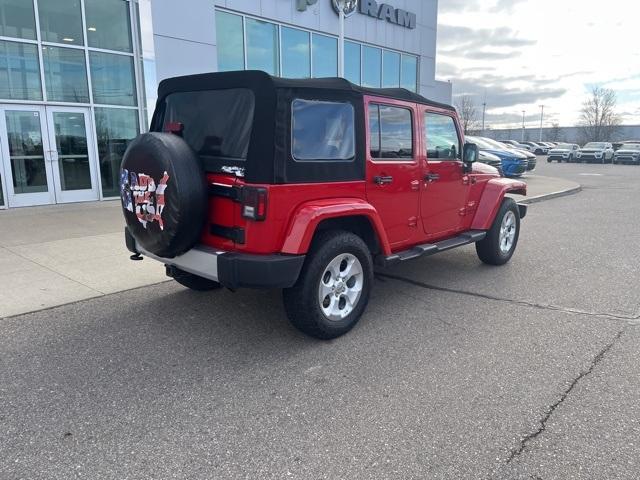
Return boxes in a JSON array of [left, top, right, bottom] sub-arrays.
[[504, 329, 625, 464], [377, 273, 640, 323]]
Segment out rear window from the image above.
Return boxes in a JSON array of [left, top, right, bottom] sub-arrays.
[[161, 88, 255, 161], [369, 104, 414, 160], [291, 99, 355, 162]]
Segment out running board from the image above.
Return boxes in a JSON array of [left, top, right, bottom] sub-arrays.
[[378, 230, 487, 267]]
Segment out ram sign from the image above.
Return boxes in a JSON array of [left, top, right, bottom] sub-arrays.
[[297, 0, 417, 29]]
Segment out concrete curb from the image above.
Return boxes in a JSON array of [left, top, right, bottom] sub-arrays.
[[518, 184, 582, 205]]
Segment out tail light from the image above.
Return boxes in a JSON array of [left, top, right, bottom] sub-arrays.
[[241, 187, 267, 221]]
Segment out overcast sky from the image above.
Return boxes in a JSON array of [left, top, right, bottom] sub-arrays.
[[436, 0, 640, 129]]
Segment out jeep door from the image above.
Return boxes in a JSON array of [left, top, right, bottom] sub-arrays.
[[365, 99, 422, 249], [419, 108, 468, 239]]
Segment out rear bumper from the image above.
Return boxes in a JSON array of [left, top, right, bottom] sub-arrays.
[[125, 228, 305, 289]]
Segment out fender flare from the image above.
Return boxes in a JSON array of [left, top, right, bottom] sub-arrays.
[[280, 198, 391, 255], [471, 178, 527, 231]]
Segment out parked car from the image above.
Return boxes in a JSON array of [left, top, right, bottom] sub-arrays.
[[478, 151, 504, 175], [547, 143, 580, 163], [502, 140, 534, 152], [120, 71, 527, 339], [613, 143, 640, 165], [483, 137, 536, 172], [576, 142, 615, 163], [521, 142, 549, 155], [466, 136, 529, 177], [539, 142, 557, 150]]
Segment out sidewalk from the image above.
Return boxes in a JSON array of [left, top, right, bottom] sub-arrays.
[[0, 174, 580, 318]]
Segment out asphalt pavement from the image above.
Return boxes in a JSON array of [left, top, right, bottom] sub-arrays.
[[1, 161, 639, 479]]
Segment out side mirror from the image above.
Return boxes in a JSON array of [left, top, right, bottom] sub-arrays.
[[463, 142, 479, 164]]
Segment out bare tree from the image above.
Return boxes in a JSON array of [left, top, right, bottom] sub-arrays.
[[549, 122, 562, 142], [455, 95, 480, 134], [578, 86, 622, 142]]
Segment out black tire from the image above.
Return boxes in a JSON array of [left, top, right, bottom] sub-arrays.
[[476, 198, 520, 266], [121, 132, 208, 259], [283, 231, 373, 340], [171, 267, 222, 291]]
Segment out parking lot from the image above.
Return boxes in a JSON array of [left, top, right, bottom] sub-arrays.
[[2, 160, 639, 479]]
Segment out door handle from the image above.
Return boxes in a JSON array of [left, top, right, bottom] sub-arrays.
[[373, 176, 393, 185], [425, 173, 440, 183]]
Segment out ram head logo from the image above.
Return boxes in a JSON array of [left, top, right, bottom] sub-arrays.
[[332, 0, 359, 17]]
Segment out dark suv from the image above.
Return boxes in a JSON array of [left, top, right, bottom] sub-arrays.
[[122, 71, 527, 339]]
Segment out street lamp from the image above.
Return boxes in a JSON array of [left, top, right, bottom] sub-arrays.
[[521, 110, 526, 142], [539, 105, 545, 142]]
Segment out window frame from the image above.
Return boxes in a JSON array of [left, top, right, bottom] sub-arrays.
[[290, 98, 356, 163], [367, 101, 416, 163], [423, 110, 463, 162]]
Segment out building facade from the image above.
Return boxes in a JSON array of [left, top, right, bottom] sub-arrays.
[[0, 0, 444, 209]]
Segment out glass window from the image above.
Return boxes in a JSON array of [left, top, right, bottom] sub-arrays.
[[312, 34, 337, 78], [38, 0, 84, 46], [162, 88, 255, 161], [5, 110, 48, 193], [401, 55, 418, 92], [0, 40, 42, 100], [281, 27, 310, 78], [42, 46, 89, 102], [89, 52, 136, 106], [344, 41, 361, 85], [95, 108, 139, 197], [0, 0, 36, 40], [383, 50, 400, 88], [425, 112, 460, 160], [369, 104, 413, 159], [362, 46, 381, 88], [245, 18, 278, 75], [52, 112, 91, 191], [216, 11, 244, 72], [0, 171, 4, 206], [85, 0, 133, 53], [292, 99, 355, 161]]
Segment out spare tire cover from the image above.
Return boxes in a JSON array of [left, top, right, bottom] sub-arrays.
[[120, 132, 207, 258]]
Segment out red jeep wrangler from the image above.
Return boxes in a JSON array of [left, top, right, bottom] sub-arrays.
[[122, 71, 527, 339]]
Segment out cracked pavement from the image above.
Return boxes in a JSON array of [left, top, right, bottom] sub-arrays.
[[1, 162, 640, 479]]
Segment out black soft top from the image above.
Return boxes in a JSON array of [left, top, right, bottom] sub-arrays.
[[156, 70, 455, 112], [152, 71, 455, 184]]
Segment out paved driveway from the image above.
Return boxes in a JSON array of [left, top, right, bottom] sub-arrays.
[[1, 162, 639, 479]]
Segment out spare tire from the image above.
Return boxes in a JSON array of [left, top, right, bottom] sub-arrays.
[[120, 132, 207, 258]]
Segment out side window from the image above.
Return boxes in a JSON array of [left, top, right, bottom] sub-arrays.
[[425, 112, 461, 160], [369, 104, 413, 160], [292, 99, 355, 162]]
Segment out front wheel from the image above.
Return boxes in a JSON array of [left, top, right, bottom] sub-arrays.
[[283, 231, 373, 340], [476, 198, 521, 266]]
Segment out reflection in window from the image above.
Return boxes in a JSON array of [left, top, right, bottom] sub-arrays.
[[0, 0, 36, 40], [362, 46, 381, 88], [401, 55, 418, 92], [5, 110, 48, 194], [425, 113, 460, 160], [0, 40, 42, 100], [369, 104, 413, 159], [42, 46, 89, 103], [282, 27, 310, 78], [90, 52, 137, 106], [312, 34, 337, 78], [95, 108, 139, 197], [344, 41, 361, 85], [85, 0, 133, 53], [216, 11, 244, 72], [382, 50, 400, 88], [246, 18, 278, 75], [38, 0, 84, 46], [52, 112, 92, 191], [292, 100, 355, 161]]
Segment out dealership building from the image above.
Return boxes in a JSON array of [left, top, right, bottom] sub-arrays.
[[0, 0, 447, 209]]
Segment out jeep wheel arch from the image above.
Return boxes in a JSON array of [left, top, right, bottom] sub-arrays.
[[470, 178, 527, 231]]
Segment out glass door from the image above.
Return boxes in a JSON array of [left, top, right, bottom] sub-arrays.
[[45, 107, 99, 204], [0, 105, 55, 207]]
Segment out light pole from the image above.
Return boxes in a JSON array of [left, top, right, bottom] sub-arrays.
[[521, 110, 526, 142], [539, 105, 545, 142], [482, 102, 486, 135], [337, 0, 346, 78]]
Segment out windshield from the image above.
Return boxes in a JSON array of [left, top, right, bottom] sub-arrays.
[[621, 143, 640, 151], [479, 137, 509, 150], [584, 143, 606, 149], [466, 136, 494, 150], [554, 143, 571, 149]]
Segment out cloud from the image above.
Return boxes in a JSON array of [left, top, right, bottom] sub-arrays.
[[439, 25, 536, 49], [440, 0, 527, 13]]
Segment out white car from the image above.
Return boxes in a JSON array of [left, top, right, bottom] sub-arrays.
[[613, 143, 640, 165], [576, 142, 615, 163], [547, 143, 580, 163]]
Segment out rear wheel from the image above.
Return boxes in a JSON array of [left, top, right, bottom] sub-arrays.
[[283, 231, 373, 340], [170, 267, 222, 291], [476, 198, 520, 266]]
